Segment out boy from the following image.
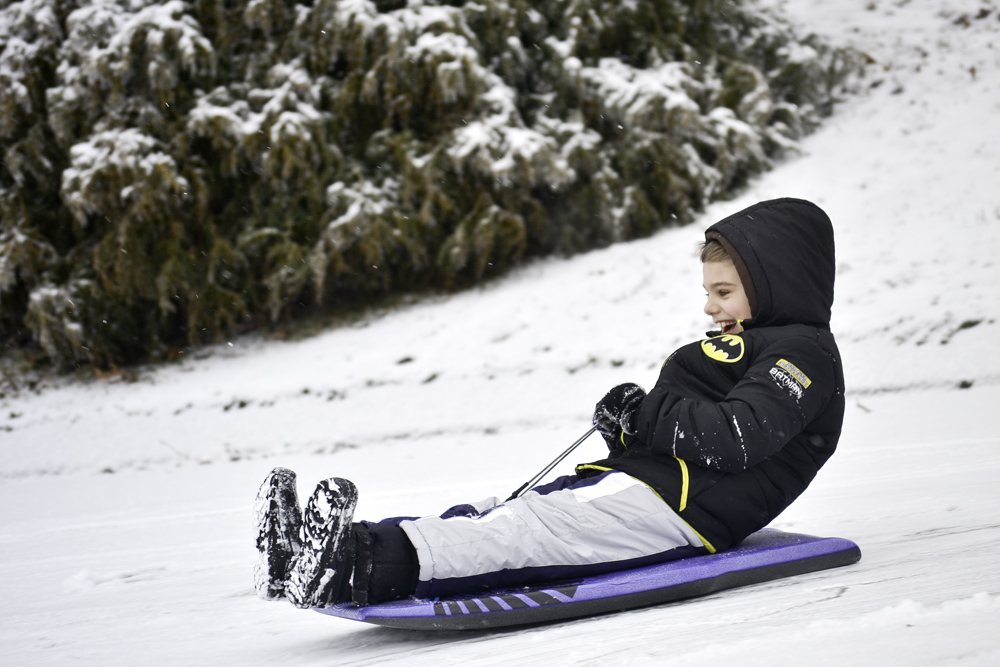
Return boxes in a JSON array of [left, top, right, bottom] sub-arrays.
[[254, 197, 845, 609]]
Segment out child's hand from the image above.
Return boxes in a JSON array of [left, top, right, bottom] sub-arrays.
[[592, 383, 646, 452]]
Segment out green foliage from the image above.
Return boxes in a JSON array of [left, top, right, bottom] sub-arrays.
[[0, 0, 865, 369]]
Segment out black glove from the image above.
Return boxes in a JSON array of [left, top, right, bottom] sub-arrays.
[[592, 383, 646, 453]]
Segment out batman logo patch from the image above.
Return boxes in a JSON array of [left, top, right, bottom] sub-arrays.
[[701, 335, 745, 363]]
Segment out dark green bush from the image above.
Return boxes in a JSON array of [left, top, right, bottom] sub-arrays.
[[0, 0, 863, 369]]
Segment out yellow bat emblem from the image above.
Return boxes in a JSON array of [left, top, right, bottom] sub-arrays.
[[701, 335, 745, 363]]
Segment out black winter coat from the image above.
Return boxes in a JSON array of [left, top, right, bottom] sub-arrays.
[[579, 198, 845, 552]]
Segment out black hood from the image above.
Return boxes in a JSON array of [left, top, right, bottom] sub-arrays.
[[705, 198, 835, 330]]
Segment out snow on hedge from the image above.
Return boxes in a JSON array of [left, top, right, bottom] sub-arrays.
[[0, 0, 864, 368]]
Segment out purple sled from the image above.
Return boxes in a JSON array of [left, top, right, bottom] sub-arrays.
[[315, 528, 860, 630]]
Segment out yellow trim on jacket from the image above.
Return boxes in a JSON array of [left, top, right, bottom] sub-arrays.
[[675, 457, 690, 512]]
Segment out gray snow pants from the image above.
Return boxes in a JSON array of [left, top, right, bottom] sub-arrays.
[[390, 470, 706, 599]]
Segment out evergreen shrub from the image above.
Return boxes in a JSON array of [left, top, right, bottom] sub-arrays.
[[0, 0, 864, 368]]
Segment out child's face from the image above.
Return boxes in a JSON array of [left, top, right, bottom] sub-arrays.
[[703, 260, 752, 335]]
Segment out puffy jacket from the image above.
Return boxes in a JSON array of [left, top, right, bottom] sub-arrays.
[[580, 198, 845, 552]]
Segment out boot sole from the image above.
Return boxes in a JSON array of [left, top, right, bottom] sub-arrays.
[[286, 477, 358, 609], [253, 467, 302, 600]]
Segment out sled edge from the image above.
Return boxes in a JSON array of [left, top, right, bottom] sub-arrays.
[[316, 531, 861, 631]]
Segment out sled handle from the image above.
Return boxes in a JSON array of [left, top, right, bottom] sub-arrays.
[[506, 426, 597, 502]]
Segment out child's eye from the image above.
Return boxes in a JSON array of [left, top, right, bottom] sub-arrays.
[[719, 290, 730, 297]]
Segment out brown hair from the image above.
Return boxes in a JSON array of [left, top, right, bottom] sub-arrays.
[[698, 238, 730, 263], [702, 231, 759, 316]]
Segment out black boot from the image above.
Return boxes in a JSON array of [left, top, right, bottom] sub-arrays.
[[286, 478, 359, 609], [253, 467, 303, 600]]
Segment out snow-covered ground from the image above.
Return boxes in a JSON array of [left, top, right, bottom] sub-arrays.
[[2, 0, 1000, 664]]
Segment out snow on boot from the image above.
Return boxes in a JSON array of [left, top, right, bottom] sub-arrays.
[[286, 477, 359, 609], [253, 467, 303, 600]]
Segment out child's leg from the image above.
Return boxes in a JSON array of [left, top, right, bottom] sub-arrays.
[[350, 475, 594, 603], [260, 470, 704, 606], [351, 496, 506, 604], [395, 471, 705, 599]]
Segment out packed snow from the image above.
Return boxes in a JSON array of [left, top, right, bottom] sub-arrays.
[[2, 0, 999, 664]]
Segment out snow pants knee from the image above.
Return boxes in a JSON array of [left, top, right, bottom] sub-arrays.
[[395, 471, 706, 600]]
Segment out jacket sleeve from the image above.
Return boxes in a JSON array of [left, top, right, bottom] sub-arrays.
[[635, 337, 836, 473]]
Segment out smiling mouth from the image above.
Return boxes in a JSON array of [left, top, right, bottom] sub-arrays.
[[717, 321, 741, 335]]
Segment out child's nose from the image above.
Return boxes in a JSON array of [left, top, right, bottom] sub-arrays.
[[704, 298, 717, 315]]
